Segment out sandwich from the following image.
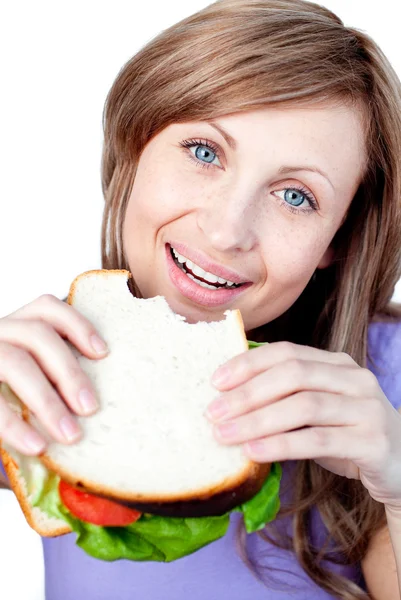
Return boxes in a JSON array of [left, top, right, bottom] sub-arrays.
[[0, 269, 281, 562]]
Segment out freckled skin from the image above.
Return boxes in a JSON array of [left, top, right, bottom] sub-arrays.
[[122, 103, 366, 331]]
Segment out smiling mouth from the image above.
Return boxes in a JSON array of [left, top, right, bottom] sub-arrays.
[[169, 245, 244, 290]]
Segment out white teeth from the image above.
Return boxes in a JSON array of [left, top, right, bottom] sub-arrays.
[[186, 273, 219, 290], [176, 253, 186, 264], [192, 263, 218, 283], [171, 246, 237, 286]]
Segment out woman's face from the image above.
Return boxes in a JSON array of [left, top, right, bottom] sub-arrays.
[[122, 104, 366, 332]]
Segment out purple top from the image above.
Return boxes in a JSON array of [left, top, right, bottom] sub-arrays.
[[2, 320, 401, 599]]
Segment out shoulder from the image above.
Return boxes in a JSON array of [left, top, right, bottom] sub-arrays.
[[367, 319, 401, 411], [368, 318, 401, 351]]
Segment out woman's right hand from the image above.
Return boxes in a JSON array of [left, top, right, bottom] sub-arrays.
[[0, 294, 109, 456]]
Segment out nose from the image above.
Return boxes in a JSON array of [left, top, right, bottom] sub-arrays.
[[196, 187, 258, 253]]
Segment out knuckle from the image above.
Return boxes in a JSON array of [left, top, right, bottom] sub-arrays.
[[288, 358, 307, 383], [338, 351, 356, 366], [27, 320, 54, 339], [38, 293, 59, 308], [240, 414, 258, 440], [65, 362, 87, 386], [236, 385, 251, 409], [300, 393, 320, 423], [0, 344, 30, 374], [274, 434, 291, 457], [37, 389, 63, 414], [360, 368, 379, 392], [365, 398, 386, 429], [311, 427, 329, 449], [277, 341, 298, 360]]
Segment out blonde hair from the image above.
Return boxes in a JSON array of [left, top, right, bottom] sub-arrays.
[[100, 1, 401, 597]]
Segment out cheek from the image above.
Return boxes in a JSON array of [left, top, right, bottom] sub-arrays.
[[127, 171, 193, 227], [263, 229, 332, 283]]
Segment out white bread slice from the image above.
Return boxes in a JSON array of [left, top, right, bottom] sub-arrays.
[[36, 270, 268, 507]]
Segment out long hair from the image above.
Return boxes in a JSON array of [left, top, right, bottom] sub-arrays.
[[100, 1, 401, 597]]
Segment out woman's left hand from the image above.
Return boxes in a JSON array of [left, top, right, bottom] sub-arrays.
[[206, 341, 401, 510]]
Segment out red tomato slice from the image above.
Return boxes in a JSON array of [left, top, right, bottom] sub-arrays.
[[59, 480, 142, 526]]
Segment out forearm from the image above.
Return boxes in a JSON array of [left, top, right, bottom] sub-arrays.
[[386, 506, 401, 596]]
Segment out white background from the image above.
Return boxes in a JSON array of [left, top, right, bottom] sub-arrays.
[[0, 2, 400, 599]]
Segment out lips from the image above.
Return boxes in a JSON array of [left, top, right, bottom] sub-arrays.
[[168, 242, 250, 286], [165, 244, 252, 308]]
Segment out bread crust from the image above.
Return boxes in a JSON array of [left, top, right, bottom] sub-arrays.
[[0, 446, 71, 537], [72, 463, 270, 518], [39, 455, 270, 517], [67, 268, 132, 305]]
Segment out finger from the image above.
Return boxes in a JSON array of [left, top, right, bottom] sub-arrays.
[[212, 391, 364, 445], [206, 360, 377, 422], [212, 340, 357, 391], [7, 294, 108, 359], [0, 319, 99, 416], [0, 342, 82, 445], [0, 391, 47, 455], [242, 426, 357, 463]]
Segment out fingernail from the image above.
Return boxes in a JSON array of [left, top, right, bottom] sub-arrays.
[[59, 416, 81, 442], [211, 366, 230, 387], [215, 421, 238, 439], [90, 335, 108, 355], [78, 389, 98, 415], [244, 440, 265, 457], [24, 431, 46, 453], [205, 397, 229, 421]]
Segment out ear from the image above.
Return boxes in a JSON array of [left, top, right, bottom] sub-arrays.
[[317, 245, 334, 269]]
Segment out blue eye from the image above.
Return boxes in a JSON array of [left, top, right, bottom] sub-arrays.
[[179, 138, 222, 169], [284, 189, 306, 207], [275, 187, 318, 213], [195, 145, 216, 163]]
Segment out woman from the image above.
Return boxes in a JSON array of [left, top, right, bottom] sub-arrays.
[[1, 1, 401, 598]]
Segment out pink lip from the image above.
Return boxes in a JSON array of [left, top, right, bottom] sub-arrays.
[[169, 241, 251, 285], [165, 244, 252, 308]]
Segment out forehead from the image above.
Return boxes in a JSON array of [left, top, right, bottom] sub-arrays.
[[221, 102, 366, 164]]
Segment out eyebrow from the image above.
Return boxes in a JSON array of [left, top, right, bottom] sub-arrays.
[[278, 165, 334, 191], [207, 120, 237, 150], [207, 120, 334, 192]]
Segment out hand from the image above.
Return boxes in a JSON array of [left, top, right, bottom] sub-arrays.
[[0, 294, 108, 455], [206, 341, 401, 510]]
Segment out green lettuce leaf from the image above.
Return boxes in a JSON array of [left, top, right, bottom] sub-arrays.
[[37, 472, 231, 561], [247, 340, 267, 349], [30, 338, 280, 561], [32, 460, 281, 562], [234, 461, 282, 532], [34, 473, 230, 561]]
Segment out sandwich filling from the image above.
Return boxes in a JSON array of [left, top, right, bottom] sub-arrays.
[[3, 338, 282, 562]]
